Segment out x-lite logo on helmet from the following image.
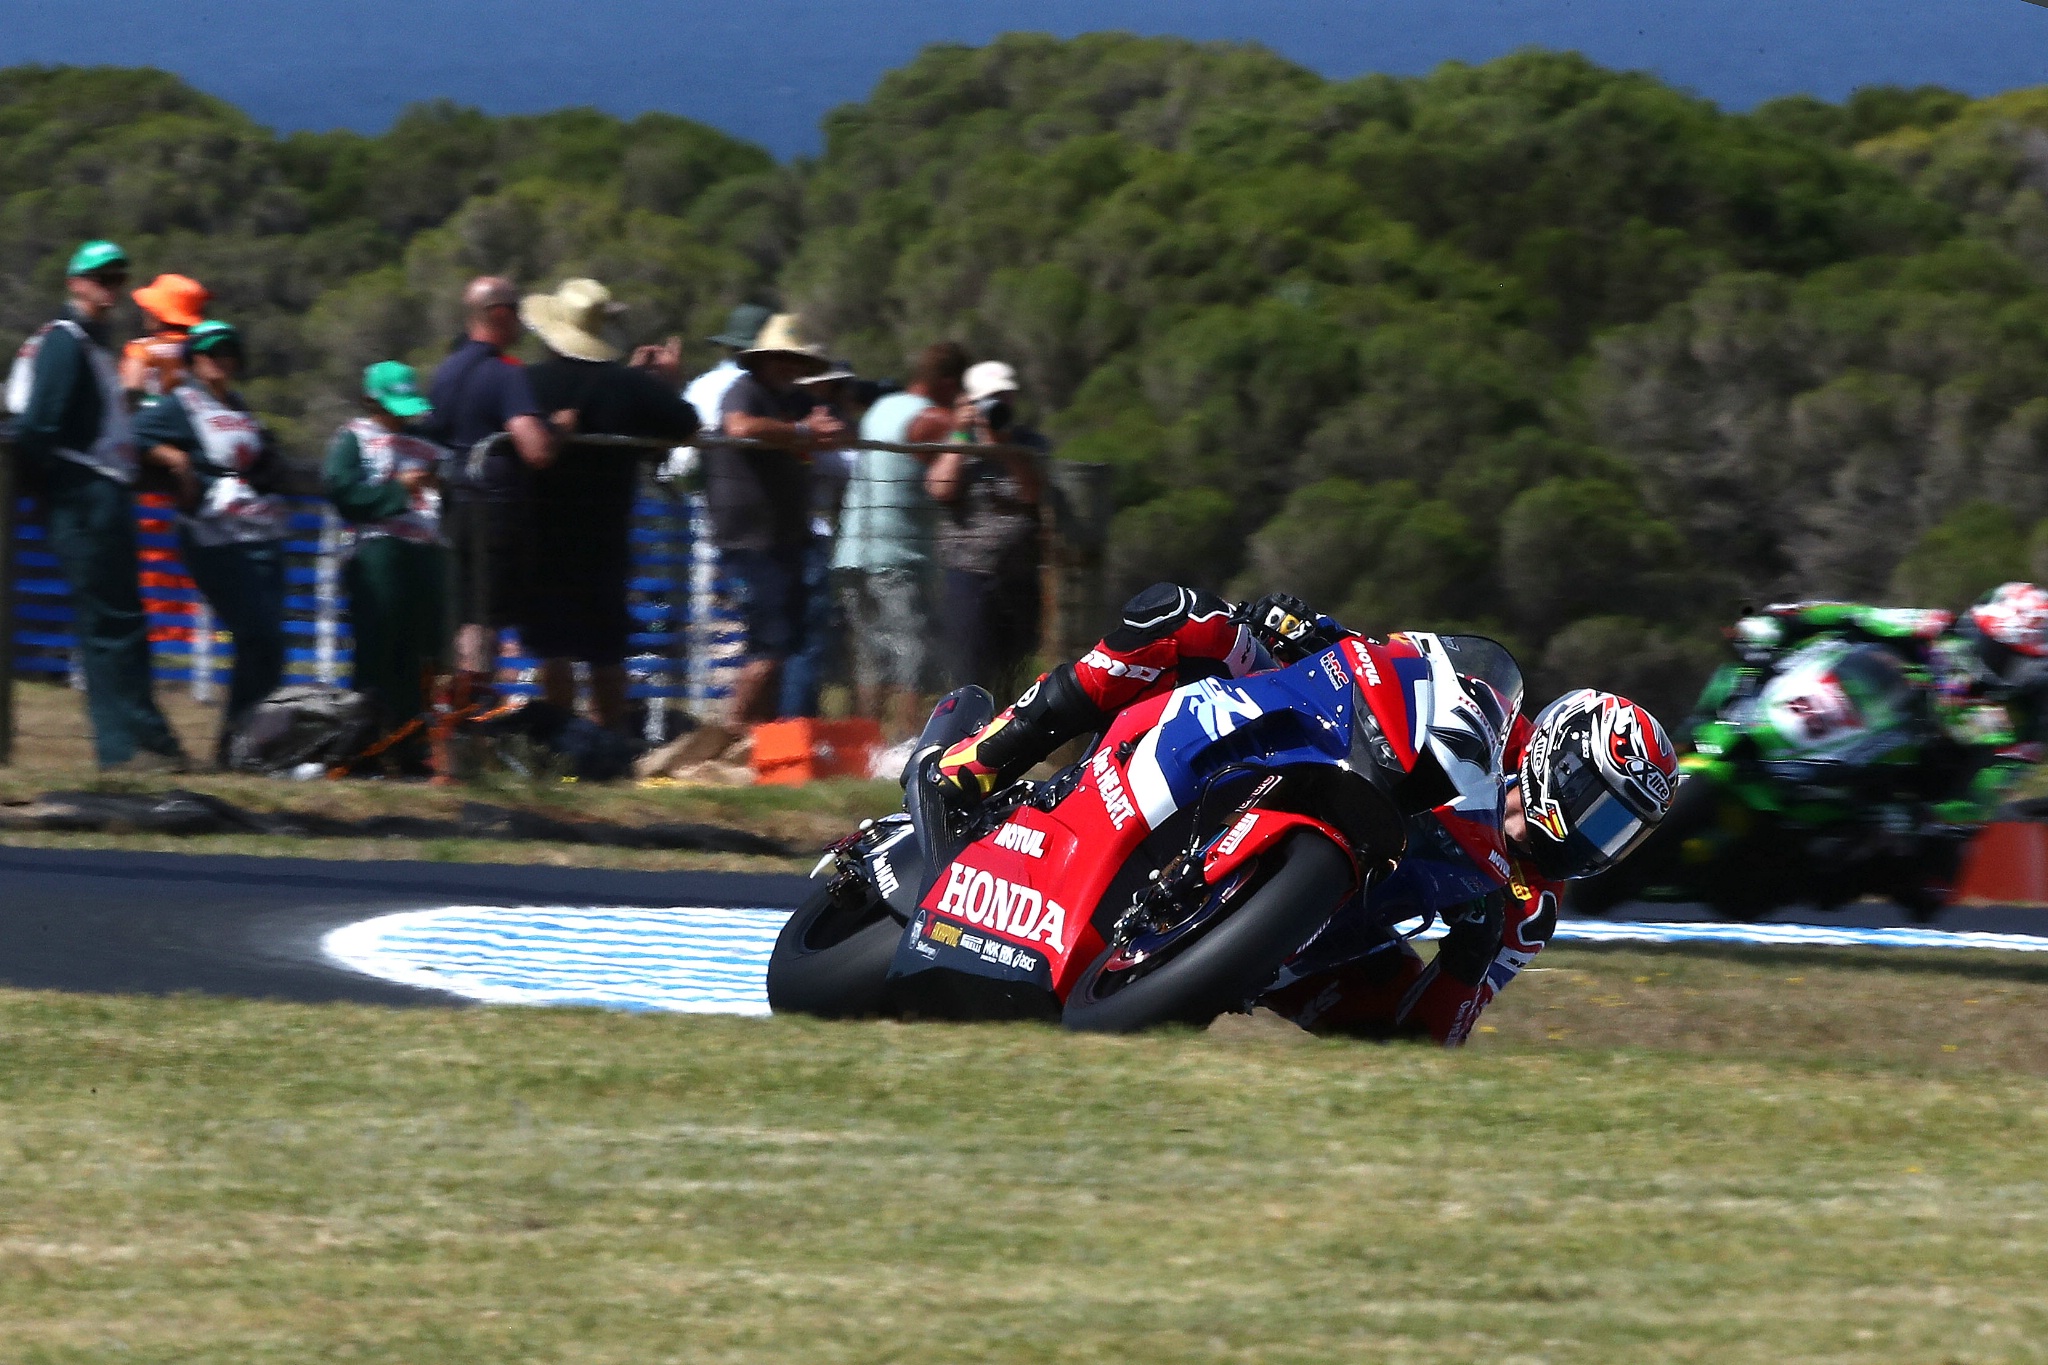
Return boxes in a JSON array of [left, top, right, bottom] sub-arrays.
[[1594, 694, 1677, 811]]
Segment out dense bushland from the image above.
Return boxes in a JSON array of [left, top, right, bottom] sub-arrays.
[[8, 41, 2048, 713]]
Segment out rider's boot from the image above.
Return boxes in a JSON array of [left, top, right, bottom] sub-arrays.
[[934, 665, 1105, 807]]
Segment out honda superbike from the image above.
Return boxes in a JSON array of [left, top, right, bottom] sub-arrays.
[[1571, 637, 1983, 921], [767, 633, 1527, 1032]]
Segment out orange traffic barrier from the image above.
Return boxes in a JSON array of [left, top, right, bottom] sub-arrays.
[[1951, 821, 2048, 907], [751, 718, 883, 786]]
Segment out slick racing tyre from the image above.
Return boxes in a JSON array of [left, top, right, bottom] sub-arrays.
[[766, 880, 902, 1019], [1062, 831, 1354, 1034]]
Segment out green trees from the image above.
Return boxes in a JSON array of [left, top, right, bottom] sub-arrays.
[[7, 40, 2048, 725]]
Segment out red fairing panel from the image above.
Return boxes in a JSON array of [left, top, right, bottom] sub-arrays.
[[1201, 808, 1356, 887]]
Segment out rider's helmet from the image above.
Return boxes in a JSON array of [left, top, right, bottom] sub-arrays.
[[1517, 689, 1678, 880], [1961, 582, 2048, 693]]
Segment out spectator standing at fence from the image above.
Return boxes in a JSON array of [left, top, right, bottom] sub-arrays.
[[520, 278, 700, 730], [7, 240, 187, 771], [425, 276, 556, 677], [781, 361, 877, 715], [120, 273, 210, 398], [927, 360, 1045, 696], [132, 321, 288, 766], [324, 362, 447, 765], [684, 303, 771, 430], [833, 342, 964, 738], [716, 314, 842, 723]]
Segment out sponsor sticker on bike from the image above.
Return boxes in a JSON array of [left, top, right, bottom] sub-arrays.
[[1091, 749, 1138, 831], [931, 861, 1071, 955], [1215, 811, 1260, 858], [992, 822, 1046, 858]]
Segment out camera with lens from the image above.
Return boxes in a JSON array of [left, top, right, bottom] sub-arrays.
[[974, 396, 1013, 432]]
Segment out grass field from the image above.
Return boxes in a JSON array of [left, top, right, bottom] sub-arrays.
[[7, 942, 2048, 1363]]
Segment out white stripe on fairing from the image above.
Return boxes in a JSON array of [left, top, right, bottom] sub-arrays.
[[1124, 728, 1179, 830], [325, 905, 2048, 1018]]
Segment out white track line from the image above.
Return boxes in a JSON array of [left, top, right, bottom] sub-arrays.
[[323, 906, 2048, 1016]]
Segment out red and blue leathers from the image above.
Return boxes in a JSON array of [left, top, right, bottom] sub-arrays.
[[936, 582, 1557, 1045]]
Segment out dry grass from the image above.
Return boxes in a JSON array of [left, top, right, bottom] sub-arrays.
[[0, 680, 897, 868], [3, 943, 2048, 1362]]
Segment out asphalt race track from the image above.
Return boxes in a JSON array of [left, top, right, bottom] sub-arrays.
[[2, 845, 2046, 1011], [0, 846, 808, 1006]]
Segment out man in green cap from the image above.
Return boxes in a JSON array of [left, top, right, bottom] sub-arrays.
[[6, 239, 187, 770], [324, 361, 448, 768]]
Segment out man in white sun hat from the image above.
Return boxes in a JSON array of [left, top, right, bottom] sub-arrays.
[[715, 313, 845, 723]]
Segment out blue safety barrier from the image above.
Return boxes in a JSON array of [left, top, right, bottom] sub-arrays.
[[10, 487, 743, 730]]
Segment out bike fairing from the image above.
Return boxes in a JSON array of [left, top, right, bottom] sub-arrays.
[[900, 628, 1563, 1042]]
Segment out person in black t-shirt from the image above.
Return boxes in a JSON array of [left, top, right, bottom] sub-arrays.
[[715, 313, 845, 723], [424, 276, 560, 674], [518, 279, 698, 731]]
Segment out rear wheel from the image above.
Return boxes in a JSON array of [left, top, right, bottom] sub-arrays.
[[1062, 832, 1355, 1034], [765, 880, 902, 1018]]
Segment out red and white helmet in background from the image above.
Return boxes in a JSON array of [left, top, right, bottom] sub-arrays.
[[1517, 689, 1678, 880], [1969, 582, 2048, 654], [1958, 582, 2048, 694]]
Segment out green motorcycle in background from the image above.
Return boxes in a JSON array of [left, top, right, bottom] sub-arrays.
[[1571, 636, 2019, 922]]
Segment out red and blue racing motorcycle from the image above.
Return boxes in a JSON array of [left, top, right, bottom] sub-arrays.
[[767, 632, 1526, 1032]]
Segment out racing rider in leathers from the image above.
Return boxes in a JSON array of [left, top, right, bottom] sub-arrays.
[[933, 582, 1678, 1045], [1713, 587, 2048, 811]]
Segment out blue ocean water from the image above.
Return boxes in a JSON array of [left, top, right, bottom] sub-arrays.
[[6, 0, 2045, 157]]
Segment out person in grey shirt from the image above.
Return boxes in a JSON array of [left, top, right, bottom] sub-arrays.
[[833, 341, 964, 737]]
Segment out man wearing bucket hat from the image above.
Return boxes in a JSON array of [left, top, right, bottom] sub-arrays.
[[715, 313, 845, 722], [684, 303, 771, 432], [520, 278, 700, 732], [325, 361, 451, 766], [121, 273, 211, 398], [6, 240, 188, 770]]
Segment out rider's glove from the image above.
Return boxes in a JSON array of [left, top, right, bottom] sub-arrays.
[[1243, 593, 1326, 664]]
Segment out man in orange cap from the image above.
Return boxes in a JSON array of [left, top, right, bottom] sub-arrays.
[[121, 273, 211, 397]]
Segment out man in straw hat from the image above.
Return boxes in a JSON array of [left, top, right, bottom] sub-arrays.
[[8, 240, 187, 770], [519, 278, 699, 731], [713, 313, 846, 722]]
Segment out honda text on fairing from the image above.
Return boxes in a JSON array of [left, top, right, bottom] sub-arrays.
[[768, 631, 1538, 1032]]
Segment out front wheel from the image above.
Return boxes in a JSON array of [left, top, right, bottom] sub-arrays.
[[766, 880, 903, 1018], [1062, 832, 1355, 1034]]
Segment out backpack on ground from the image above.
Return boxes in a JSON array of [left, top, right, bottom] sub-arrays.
[[226, 686, 375, 775]]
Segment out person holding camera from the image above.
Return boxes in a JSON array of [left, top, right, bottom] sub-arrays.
[[925, 360, 1044, 697]]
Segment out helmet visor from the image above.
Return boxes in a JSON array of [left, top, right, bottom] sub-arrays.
[[1532, 751, 1659, 879]]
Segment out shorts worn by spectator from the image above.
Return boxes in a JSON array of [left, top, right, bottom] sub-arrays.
[[521, 277, 699, 731], [425, 275, 555, 671], [132, 320, 289, 765], [929, 359, 1044, 696], [8, 239, 186, 771], [324, 361, 448, 765], [834, 341, 966, 736], [716, 313, 842, 723]]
